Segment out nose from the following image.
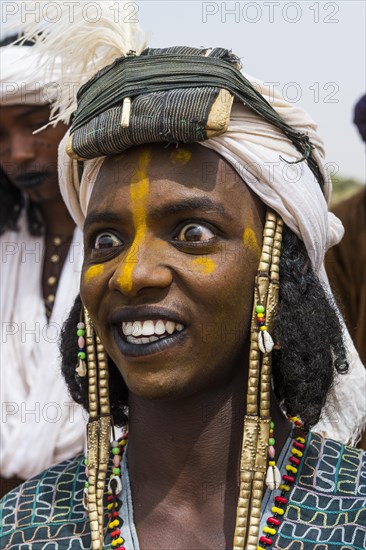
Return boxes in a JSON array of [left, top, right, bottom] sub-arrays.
[[109, 237, 173, 298], [9, 132, 35, 165]]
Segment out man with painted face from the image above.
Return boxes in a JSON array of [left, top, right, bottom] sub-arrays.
[[0, 4, 365, 550], [0, 41, 86, 495]]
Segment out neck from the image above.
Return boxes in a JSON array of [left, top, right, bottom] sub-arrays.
[[39, 198, 75, 237], [127, 363, 291, 540]]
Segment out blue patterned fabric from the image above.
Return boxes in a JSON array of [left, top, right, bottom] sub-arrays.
[[274, 432, 366, 549], [0, 433, 365, 549], [0, 454, 90, 549]]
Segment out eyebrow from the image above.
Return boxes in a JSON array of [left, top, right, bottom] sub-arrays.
[[83, 211, 124, 231], [149, 197, 231, 221], [84, 197, 232, 230]]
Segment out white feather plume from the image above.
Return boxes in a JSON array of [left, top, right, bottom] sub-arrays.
[[15, 0, 147, 125]]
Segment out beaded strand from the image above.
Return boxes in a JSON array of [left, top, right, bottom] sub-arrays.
[[76, 321, 87, 377], [265, 421, 281, 491], [84, 430, 128, 549], [258, 417, 306, 549]]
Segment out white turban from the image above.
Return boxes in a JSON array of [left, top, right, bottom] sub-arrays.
[[0, 45, 62, 106], [58, 74, 366, 446]]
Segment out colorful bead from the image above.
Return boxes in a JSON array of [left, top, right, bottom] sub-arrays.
[[255, 305, 265, 313], [77, 329, 85, 337], [112, 467, 121, 475], [78, 336, 85, 348], [259, 536, 273, 545], [77, 322, 85, 329], [271, 506, 284, 515], [267, 517, 281, 527], [113, 455, 121, 467], [291, 448, 303, 457], [275, 496, 287, 505], [109, 519, 120, 528], [268, 445, 275, 458], [78, 351, 86, 359], [268, 437, 275, 446], [264, 526, 277, 536]]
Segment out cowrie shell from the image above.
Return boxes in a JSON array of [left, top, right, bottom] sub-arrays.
[[258, 330, 274, 354], [265, 464, 281, 490]]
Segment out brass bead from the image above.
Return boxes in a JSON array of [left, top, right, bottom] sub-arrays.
[[48, 276, 57, 286], [50, 254, 60, 263], [53, 236, 62, 246], [47, 294, 55, 303]]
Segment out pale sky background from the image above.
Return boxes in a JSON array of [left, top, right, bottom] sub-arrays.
[[138, 0, 365, 182], [1, 0, 365, 181]]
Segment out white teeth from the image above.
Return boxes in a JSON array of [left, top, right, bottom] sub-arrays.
[[132, 321, 142, 336], [155, 320, 166, 335], [125, 322, 133, 336], [166, 321, 175, 335], [122, 318, 185, 343], [126, 335, 163, 345], [142, 320, 155, 336]]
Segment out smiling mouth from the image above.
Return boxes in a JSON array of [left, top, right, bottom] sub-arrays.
[[14, 172, 48, 190], [113, 318, 186, 358], [121, 319, 184, 345]]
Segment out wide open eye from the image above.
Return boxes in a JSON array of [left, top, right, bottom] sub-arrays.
[[94, 232, 122, 249], [176, 223, 215, 242]]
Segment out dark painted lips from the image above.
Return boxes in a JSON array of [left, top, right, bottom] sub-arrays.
[[112, 324, 187, 358], [14, 172, 48, 190]]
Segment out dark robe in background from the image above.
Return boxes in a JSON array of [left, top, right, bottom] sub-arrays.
[[326, 187, 366, 449]]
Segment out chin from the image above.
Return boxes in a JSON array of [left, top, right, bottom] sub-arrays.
[[121, 370, 199, 403]]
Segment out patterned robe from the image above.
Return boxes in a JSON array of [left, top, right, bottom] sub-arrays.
[[1, 432, 365, 549]]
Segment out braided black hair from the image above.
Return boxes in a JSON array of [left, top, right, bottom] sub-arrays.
[[60, 226, 348, 431]]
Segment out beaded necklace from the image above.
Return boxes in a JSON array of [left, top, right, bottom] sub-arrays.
[[84, 429, 128, 550], [43, 234, 71, 319], [84, 418, 305, 549], [258, 416, 307, 549]]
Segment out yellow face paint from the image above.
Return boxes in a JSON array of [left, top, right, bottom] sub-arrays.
[[117, 150, 151, 292], [243, 227, 260, 258], [192, 257, 216, 275], [169, 148, 192, 165], [84, 263, 104, 283]]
